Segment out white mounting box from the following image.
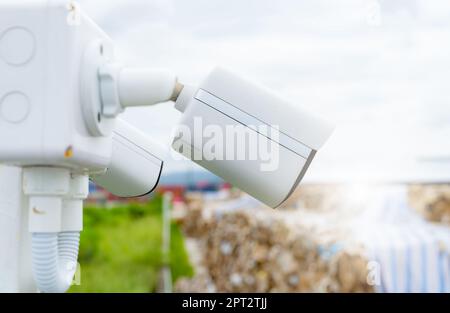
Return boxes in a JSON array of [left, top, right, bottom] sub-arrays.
[[0, 0, 113, 171]]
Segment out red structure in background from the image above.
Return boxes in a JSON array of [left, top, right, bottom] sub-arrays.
[[86, 179, 229, 205], [221, 182, 232, 190], [156, 185, 186, 201]]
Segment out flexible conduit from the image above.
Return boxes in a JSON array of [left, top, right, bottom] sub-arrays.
[[31, 232, 79, 293]]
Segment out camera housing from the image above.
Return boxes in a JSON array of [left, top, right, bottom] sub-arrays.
[[172, 68, 334, 208], [91, 119, 164, 197]]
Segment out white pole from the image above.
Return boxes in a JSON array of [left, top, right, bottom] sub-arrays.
[[0, 165, 36, 292], [159, 192, 173, 293]]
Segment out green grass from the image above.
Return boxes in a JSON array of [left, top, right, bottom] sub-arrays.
[[69, 195, 194, 293]]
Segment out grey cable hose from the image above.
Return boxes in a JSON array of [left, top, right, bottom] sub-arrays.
[[31, 232, 80, 293]]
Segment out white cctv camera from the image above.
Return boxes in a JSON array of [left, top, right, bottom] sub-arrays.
[[172, 68, 334, 208], [91, 118, 164, 197]]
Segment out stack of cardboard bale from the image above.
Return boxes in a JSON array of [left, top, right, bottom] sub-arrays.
[[408, 184, 450, 225], [176, 191, 374, 292]]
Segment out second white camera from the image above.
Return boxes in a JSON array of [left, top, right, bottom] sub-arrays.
[[172, 68, 334, 208]]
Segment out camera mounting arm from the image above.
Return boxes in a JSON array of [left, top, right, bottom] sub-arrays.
[[98, 64, 183, 118], [80, 40, 183, 137]]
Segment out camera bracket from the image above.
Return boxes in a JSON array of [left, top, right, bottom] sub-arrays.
[[80, 40, 117, 137]]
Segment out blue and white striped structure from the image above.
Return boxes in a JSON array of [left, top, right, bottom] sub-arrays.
[[355, 185, 450, 293]]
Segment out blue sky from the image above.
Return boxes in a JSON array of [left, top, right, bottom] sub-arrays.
[[79, 0, 450, 182]]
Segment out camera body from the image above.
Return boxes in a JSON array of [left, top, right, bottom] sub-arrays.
[[91, 119, 164, 198], [0, 0, 113, 171], [172, 68, 334, 208]]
